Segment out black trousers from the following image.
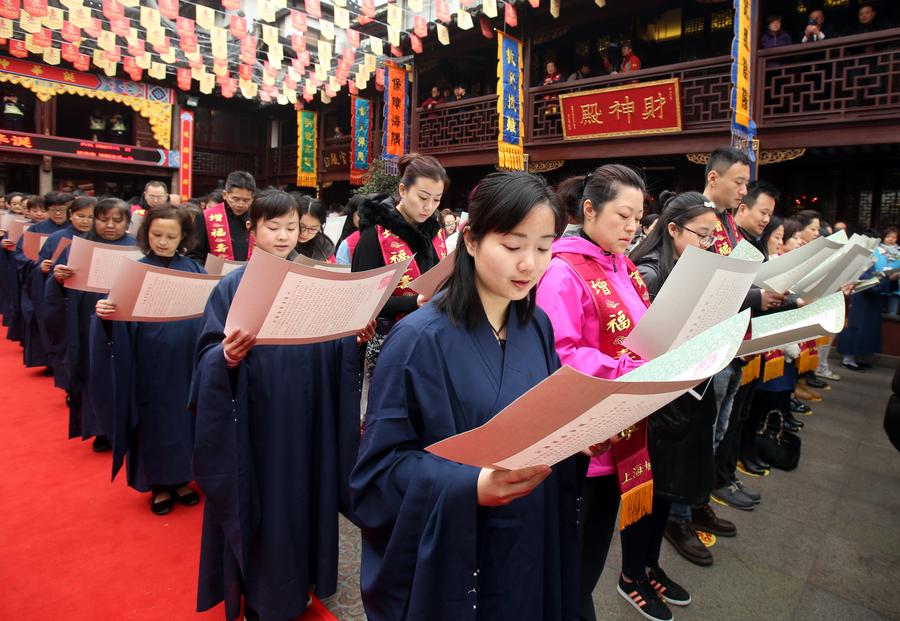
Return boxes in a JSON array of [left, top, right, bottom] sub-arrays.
[[578, 473, 672, 620], [713, 381, 756, 489]]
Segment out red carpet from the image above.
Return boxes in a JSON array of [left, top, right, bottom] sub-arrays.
[[0, 326, 336, 621]]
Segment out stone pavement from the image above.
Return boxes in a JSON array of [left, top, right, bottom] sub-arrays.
[[323, 362, 900, 620]]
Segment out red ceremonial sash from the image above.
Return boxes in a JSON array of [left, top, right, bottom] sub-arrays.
[[711, 211, 744, 256], [797, 340, 819, 374], [557, 251, 654, 529], [376, 224, 447, 298], [204, 203, 253, 261], [130, 206, 146, 217], [346, 230, 361, 261]]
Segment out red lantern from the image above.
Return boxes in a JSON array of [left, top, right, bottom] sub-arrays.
[[8, 39, 27, 58]]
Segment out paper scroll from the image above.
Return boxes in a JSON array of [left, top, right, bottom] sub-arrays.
[[224, 248, 412, 344], [22, 230, 50, 261], [292, 253, 351, 272], [427, 310, 750, 470], [753, 235, 844, 293], [63, 236, 144, 293], [4, 218, 30, 244], [204, 253, 246, 275], [409, 250, 456, 296], [105, 259, 222, 321], [736, 292, 845, 356], [323, 215, 347, 246], [50, 237, 71, 263]]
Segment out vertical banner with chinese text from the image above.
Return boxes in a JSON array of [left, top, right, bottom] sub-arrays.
[[381, 62, 408, 176], [178, 110, 194, 201], [497, 32, 524, 170], [731, 0, 757, 175], [350, 95, 371, 185], [297, 109, 318, 187]]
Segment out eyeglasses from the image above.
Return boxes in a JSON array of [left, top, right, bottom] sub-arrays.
[[299, 224, 321, 234], [48, 208, 67, 214], [678, 224, 715, 248]]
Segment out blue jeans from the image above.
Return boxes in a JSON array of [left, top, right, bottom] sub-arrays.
[[669, 502, 692, 524], [713, 364, 741, 450]]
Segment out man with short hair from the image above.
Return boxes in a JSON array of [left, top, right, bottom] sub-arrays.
[[801, 9, 834, 42], [189, 171, 256, 263], [132, 180, 169, 216], [734, 180, 778, 254]]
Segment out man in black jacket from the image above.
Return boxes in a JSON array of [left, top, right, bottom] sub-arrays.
[[188, 171, 256, 264]]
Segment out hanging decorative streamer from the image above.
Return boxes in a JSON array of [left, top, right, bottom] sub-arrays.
[[497, 32, 524, 170], [381, 62, 408, 176], [178, 110, 194, 201], [297, 109, 318, 187], [350, 95, 371, 185]]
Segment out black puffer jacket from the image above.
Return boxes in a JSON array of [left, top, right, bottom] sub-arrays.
[[351, 195, 442, 322], [633, 247, 718, 504]]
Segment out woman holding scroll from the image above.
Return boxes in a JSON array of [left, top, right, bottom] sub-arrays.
[[190, 190, 363, 621], [536, 166, 688, 621], [350, 172, 580, 621], [95, 204, 204, 516], [47, 198, 135, 452]]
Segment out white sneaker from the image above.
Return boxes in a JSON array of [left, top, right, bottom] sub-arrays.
[[816, 369, 841, 381]]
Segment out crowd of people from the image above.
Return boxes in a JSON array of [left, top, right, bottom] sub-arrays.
[[0, 146, 894, 621], [762, 2, 893, 49]]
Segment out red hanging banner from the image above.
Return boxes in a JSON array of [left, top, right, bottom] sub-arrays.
[[23, 0, 47, 17], [177, 67, 192, 90], [102, 0, 123, 19], [9, 40, 27, 58], [305, 0, 321, 19], [291, 9, 307, 31], [178, 111, 194, 201], [0, 0, 20, 20], [158, 0, 178, 20], [504, 2, 518, 27]]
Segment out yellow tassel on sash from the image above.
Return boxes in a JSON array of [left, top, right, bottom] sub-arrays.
[[619, 480, 653, 530], [815, 336, 831, 347], [763, 355, 784, 382], [740, 355, 761, 385], [797, 349, 819, 374]]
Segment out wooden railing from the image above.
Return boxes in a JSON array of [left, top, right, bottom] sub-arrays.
[[193, 145, 261, 178], [755, 27, 900, 127], [413, 95, 498, 154]]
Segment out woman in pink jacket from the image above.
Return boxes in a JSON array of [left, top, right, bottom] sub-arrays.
[[536, 165, 687, 621]]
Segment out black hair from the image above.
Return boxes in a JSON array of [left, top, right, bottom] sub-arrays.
[[225, 170, 257, 193], [144, 180, 168, 193], [782, 217, 803, 241], [136, 203, 195, 256], [248, 189, 298, 230], [292, 193, 336, 261], [705, 147, 751, 179], [67, 196, 96, 218], [882, 226, 899, 239], [398, 153, 450, 195], [294, 193, 328, 224], [556, 164, 646, 224], [86, 197, 130, 242], [795, 209, 821, 228], [436, 172, 564, 329], [744, 180, 781, 208], [24, 194, 44, 210], [337, 194, 365, 246], [44, 191, 74, 208], [766, 14, 782, 26], [629, 191, 716, 284], [759, 215, 784, 254], [640, 213, 659, 230]]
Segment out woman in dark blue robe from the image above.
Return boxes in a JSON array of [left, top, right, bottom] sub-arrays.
[[41, 197, 97, 391], [96, 204, 206, 515], [350, 172, 581, 621], [191, 190, 362, 621], [47, 198, 134, 448], [13, 193, 73, 367], [839, 248, 894, 368], [1, 223, 24, 343]]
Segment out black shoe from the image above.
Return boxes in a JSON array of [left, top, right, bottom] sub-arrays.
[[150, 491, 173, 516], [738, 458, 768, 477], [754, 456, 771, 469], [172, 485, 200, 506], [842, 361, 865, 371], [91, 435, 111, 452], [617, 575, 674, 621], [856, 361, 872, 369], [790, 398, 811, 414], [647, 567, 691, 607], [804, 376, 828, 389], [712, 483, 756, 511], [784, 419, 802, 433], [691, 504, 737, 537], [784, 411, 805, 428]]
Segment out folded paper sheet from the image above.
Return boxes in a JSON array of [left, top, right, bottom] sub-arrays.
[[793, 243, 874, 302], [427, 311, 750, 470], [204, 254, 246, 276], [224, 248, 412, 344], [323, 215, 347, 246], [409, 250, 455, 296], [623, 244, 761, 360], [292, 253, 350, 272], [4, 218, 30, 244], [736, 292, 845, 356], [50, 237, 71, 263], [105, 260, 223, 321], [63, 236, 144, 293], [753, 235, 844, 293], [22, 231, 50, 261]]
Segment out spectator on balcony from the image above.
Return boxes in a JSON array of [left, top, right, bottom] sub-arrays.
[[568, 62, 592, 81], [762, 15, 793, 49], [421, 86, 444, 119], [332, 126, 345, 139], [450, 84, 469, 102], [88, 109, 107, 142], [2, 92, 25, 132], [619, 42, 642, 74], [801, 9, 833, 43], [851, 3, 891, 35], [108, 113, 128, 144], [541, 60, 563, 86]]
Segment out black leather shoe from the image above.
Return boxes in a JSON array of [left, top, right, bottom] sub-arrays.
[[755, 456, 771, 469], [790, 398, 811, 414], [150, 491, 174, 516], [739, 458, 768, 476], [691, 504, 737, 537], [784, 411, 805, 428], [172, 486, 200, 506], [804, 376, 828, 389], [784, 419, 801, 433]]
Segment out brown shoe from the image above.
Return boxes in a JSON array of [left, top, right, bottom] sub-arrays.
[[691, 503, 737, 537], [793, 385, 822, 402], [664, 521, 713, 567]]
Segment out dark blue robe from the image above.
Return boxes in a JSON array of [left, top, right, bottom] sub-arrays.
[[109, 253, 205, 492], [42, 227, 83, 390], [14, 219, 68, 367], [45, 234, 136, 439], [190, 267, 362, 621], [349, 303, 581, 621], [0, 240, 23, 342], [838, 258, 892, 357]]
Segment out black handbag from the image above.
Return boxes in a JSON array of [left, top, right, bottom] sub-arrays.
[[754, 410, 802, 471]]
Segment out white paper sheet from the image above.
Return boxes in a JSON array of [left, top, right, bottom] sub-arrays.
[[736, 293, 845, 356], [106, 259, 223, 321], [794, 243, 874, 302], [753, 235, 844, 293], [64, 236, 144, 293], [623, 245, 761, 360], [127, 211, 145, 237], [323, 215, 347, 246], [292, 252, 351, 272]]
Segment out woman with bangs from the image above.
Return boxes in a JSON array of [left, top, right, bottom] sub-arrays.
[[95, 204, 204, 515], [191, 190, 363, 621], [351, 172, 580, 621], [48, 197, 135, 451]]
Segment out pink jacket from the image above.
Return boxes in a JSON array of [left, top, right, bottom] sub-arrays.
[[536, 235, 647, 476]]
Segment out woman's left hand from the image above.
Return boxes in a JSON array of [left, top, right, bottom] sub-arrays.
[[356, 320, 376, 345]]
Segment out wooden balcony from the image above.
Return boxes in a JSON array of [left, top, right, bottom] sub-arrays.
[[193, 145, 261, 178], [413, 95, 499, 155]]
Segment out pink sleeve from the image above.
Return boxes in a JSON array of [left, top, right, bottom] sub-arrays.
[[536, 261, 642, 380]]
